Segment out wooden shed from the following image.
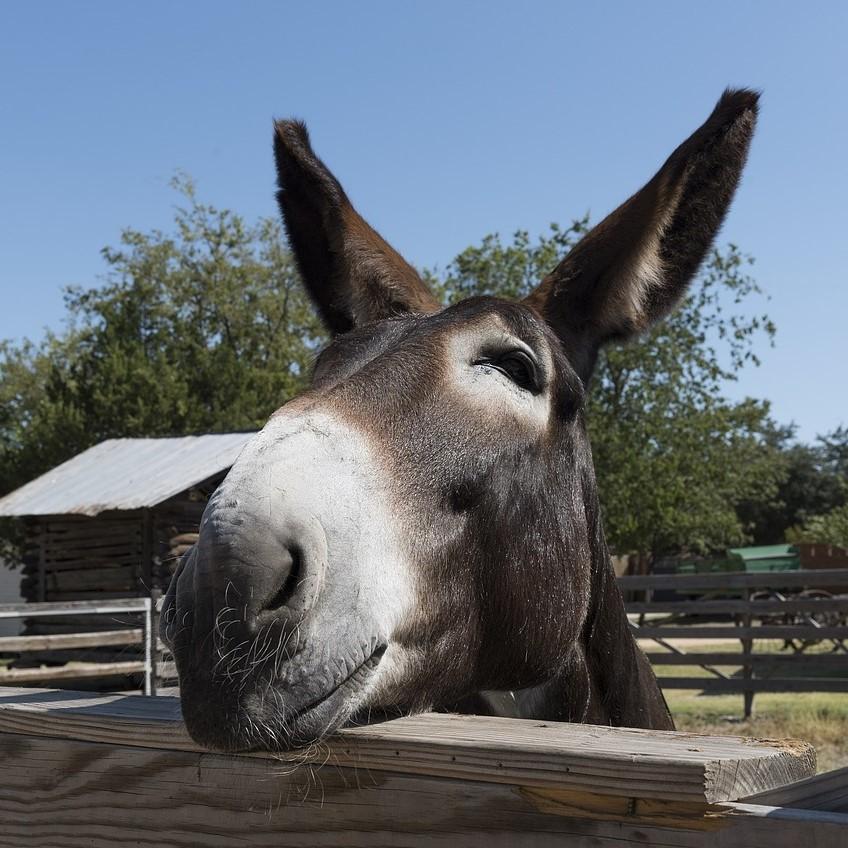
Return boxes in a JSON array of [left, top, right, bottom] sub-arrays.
[[0, 434, 254, 644]]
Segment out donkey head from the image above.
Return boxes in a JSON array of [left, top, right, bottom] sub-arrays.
[[163, 90, 758, 752]]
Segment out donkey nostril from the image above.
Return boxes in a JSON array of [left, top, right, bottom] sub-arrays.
[[261, 547, 303, 614]]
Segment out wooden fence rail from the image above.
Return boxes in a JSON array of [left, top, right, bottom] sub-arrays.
[[2, 687, 847, 847], [3, 568, 848, 713], [0, 595, 161, 695], [618, 568, 848, 716], [618, 568, 848, 591]]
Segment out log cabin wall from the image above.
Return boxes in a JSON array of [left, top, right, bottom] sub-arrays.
[[21, 512, 144, 608], [12, 475, 224, 673]]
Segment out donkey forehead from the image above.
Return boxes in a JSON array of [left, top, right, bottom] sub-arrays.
[[312, 297, 563, 385]]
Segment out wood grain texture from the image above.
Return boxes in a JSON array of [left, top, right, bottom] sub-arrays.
[[742, 766, 848, 812], [658, 677, 848, 693], [0, 688, 816, 803], [644, 652, 848, 667], [632, 625, 848, 640], [626, 597, 848, 614], [0, 598, 149, 618], [0, 628, 143, 652], [0, 662, 145, 683], [618, 568, 848, 591], [0, 732, 845, 848], [0, 662, 144, 684]]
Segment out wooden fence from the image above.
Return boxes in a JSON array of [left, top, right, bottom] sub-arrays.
[[2, 686, 848, 846], [0, 594, 164, 694], [3, 568, 848, 715], [619, 568, 848, 716]]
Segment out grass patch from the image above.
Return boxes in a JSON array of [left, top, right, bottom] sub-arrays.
[[667, 691, 848, 773]]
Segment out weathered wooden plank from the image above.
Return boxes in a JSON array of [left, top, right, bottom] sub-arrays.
[[743, 766, 848, 813], [0, 663, 145, 684], [0, 599, 149, 618], [0, 688, 815, 803], [659, 677, 848, 693], [0, 731, 842, 848], [633, 625, 848, 640], [43, 515, 142, 529], [42, 549, 140, 562], [37, 591, 147, 603], [618, 569, 848, 591], [0, 629, 143, 652], [645, 652, 848, 667], [17, 650, 144, 667], [20, 617, 143, 635], [38, 556, 140, 572], [42, 533, 141, 549], [42, 566, 137, 593], [626, 598, 848, 614]]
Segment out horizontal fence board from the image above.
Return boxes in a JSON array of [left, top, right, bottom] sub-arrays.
[[644, 652, 848, 667], [0, 629, 143, 652], [0, 663, 145, 684], [618, 569, 848, 591], [744, 766, 848, 813], [623, 572, 848, 700], [1, 732, 845, 848], [16, 650, 144, 666], [658, 678, 848, 693], [626, 598, 848, 615], [35, 592, 147, 603], [21, 618, 144, 636], [0, 688, 816, 804], [632, 625, 848, 640], [44, 567, 137, 594], [0, 599, 150, 619]]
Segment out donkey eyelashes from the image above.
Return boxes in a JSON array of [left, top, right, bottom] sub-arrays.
[[473, 349, 542, 395]]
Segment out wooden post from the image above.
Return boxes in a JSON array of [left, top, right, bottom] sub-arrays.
[[36, 524, 46, 603], [142, 596, 153, 697], [742, 585, 754, 719], [140, 509, 153, 595], [149, 588, 162, 696]]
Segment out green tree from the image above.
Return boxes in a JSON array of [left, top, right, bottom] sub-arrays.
[[736, 424, 846, 544], [819, 426, 848, 478], [429, 225, 782, 558], [788, 503, 848, 548], [0, 177, 325, 556]]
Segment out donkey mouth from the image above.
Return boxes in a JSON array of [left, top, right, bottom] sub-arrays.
[[178, 641, 388, 753], [277, 643, 388, 736]]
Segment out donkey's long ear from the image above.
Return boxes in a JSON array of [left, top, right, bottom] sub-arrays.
[[524, 89, 759, 382], [274, 120, 440, 334]]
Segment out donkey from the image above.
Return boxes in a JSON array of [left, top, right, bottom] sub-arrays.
[[162, 89, 758, 752]]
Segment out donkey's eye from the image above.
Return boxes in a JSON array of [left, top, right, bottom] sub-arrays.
[[475, 349, 540, 393]]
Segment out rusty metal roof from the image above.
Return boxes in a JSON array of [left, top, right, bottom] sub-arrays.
[[0, 433, 256, 518]]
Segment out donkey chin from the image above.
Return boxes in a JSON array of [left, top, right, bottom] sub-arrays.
[[171, 610, 390, 753]]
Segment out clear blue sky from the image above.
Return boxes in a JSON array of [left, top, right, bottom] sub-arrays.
[[1, 2, 845, 442]]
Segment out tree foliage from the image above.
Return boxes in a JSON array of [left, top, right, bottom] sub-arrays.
[[736, 423, 847, 545], [0, 177, 323, 539], [787, 503, 848, 548]]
